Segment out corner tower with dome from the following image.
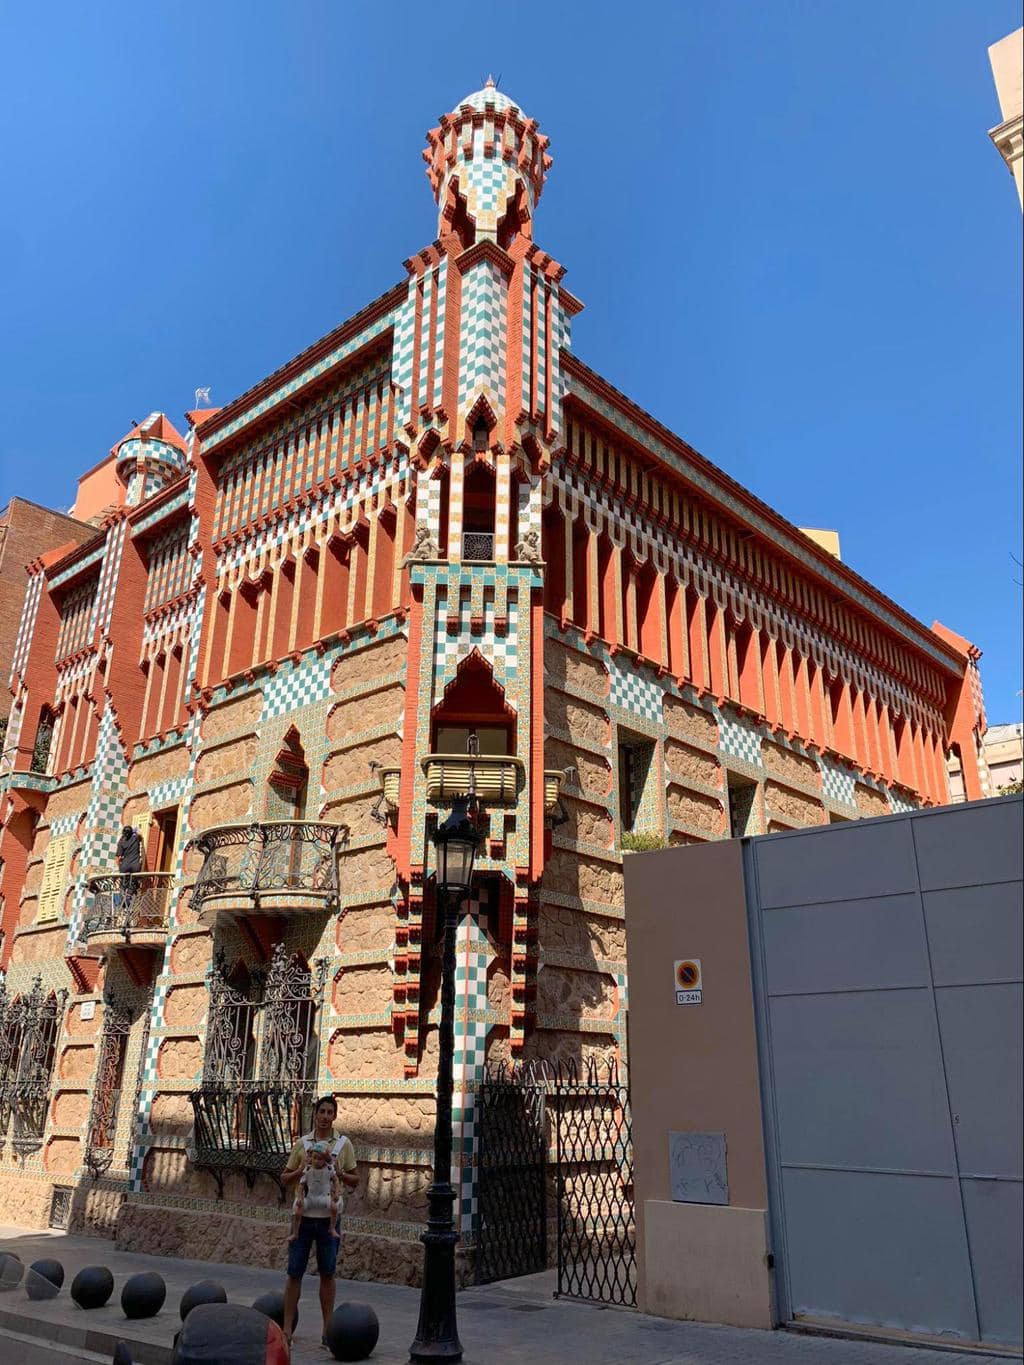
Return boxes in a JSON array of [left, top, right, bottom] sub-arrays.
[[0, 84, 990, 1282]]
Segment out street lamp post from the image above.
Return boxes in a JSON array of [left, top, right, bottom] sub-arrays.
[[410, 797, 482, 1363]]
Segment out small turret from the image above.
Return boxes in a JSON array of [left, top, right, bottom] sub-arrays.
[[113, 413, 188, 507], [424, 78, 552, 249]]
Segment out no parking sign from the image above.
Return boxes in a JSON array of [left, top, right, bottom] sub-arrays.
[[673, 958, 703, 1005]]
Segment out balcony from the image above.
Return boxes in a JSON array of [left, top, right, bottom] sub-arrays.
[[189, 1081, 317, 1197], [80, 874, 173, 957], [421, 753, 525, 804], [189, 821, 347, 925]]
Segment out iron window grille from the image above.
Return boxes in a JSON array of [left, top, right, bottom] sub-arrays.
[[48, 1186, 72, 1229], [462, 531, 494, 562], [83, 1000, 132, 1178], [189, 945, 328, 1197], [0, 975, 67, 1157]]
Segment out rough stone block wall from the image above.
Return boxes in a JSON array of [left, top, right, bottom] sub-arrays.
[[540, 637, 627, 1075]]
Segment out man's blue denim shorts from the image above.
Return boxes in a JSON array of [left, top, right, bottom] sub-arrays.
[[287, 1216, 340, 1279]]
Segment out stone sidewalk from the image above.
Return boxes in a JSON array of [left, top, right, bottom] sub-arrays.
[[0, 1225, 1010, 1365]]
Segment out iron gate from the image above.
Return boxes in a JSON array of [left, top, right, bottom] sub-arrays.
[[476, 1066, 548, 1283], [476, 1060, 635, 1308], [552, 1069, 635, 1307]]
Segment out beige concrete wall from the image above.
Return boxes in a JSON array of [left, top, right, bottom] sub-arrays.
[[624, 839, 776, 1327], [990, 29, 1023, 122], [988, 28, 1023, 206]]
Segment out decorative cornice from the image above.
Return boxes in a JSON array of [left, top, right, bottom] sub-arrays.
[[563, 355, 966, 675]]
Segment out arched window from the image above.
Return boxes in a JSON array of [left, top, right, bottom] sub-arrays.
[[462, 461, 496, 561], [432, 652, 516, 757], [0, 978, 66, 1153], [31, 706, 56, 775]]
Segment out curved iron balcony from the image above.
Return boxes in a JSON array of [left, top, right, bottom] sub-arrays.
[[189, 821, 348, 924], [81, 874, 174, 956], [421, 753, 525, 804]]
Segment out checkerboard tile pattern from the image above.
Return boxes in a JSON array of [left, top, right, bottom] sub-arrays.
[[217, 452, 408, 580], [451, 904, 492, 1233], [609, 657, 663, 724], [820, 758, 856, 806], [204, 310, 399, 453], [130, 972, 173, 1190], [134, 485, 190, 536], [888, 789, 916, 814], [68, 705, 130, 941], [459, 258, 508, 415], [718, 713, 764, 766], [92, 520, 127, 640], [393, 284, 417, 427], [433, 591, 519, 690], [9, 571, 43, 684], [261, 654, 333, 720]]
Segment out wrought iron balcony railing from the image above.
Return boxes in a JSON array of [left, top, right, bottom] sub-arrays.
[[189, 1081, 318, 1197], [189, 821, 347, 923], [80, 873, 174, 953], [422, 753, 525, 804]]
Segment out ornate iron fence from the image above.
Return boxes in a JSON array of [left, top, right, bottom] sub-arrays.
[[190, 821, 346, 918], [81, 873, 173, 941], [189, 946, 327, 1196], [0, 976, 67, 1156], [475, 1058, 635, 1308]]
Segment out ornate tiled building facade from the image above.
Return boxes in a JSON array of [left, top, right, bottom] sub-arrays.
[[0, 83, 990, 1280]]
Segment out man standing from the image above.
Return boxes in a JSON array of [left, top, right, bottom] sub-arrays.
[[281, 1094, 358, 1349], [115, 824, 143, 917]]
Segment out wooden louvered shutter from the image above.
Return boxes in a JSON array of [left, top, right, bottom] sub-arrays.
[[37, 834, 72, 923]]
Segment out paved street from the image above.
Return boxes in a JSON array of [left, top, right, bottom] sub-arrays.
[[0, 1226, 1009, 1365]]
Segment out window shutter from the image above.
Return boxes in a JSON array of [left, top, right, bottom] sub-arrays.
[[132, 812, 152, 868], [37, 834, 73, 923]]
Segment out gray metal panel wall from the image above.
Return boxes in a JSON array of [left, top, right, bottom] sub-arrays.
[[747, 795, 1023, 1347]]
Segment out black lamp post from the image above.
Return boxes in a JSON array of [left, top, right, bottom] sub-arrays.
[[410, 796, 482, 1363]]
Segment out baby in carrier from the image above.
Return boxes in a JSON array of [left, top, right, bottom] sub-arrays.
[[287, 1139, 341, 1243]]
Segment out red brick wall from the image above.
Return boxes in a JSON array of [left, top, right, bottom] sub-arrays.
[[0, 499, 96, 719]]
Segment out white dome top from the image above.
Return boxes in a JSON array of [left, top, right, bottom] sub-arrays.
[[456, 79, 521, 116]]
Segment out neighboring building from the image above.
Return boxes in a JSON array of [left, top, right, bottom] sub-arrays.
[[626, 796, 1023, 1350], [989, 27, 1023, 205], [984, 720, 1024, 789], [950, 720, 1024, 799], [0, 84, 990, 1280], [0, 498, 95, 724]]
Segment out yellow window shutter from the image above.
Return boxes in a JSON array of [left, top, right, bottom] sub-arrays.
[[132, 811, 152, 851], [37, 834, 72, 923]]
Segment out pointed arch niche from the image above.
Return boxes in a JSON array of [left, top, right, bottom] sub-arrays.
[[431, 651, 517, 757], [266, 725, 309, 820]]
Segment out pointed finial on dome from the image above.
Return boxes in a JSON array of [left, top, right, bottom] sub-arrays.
[[484, 74, 495, 89]]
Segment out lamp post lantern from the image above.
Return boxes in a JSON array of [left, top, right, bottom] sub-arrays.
[[410, 797, 482, 1363]]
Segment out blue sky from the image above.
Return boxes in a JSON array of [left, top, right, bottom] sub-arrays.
[[2, 2, 1021, 719]]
